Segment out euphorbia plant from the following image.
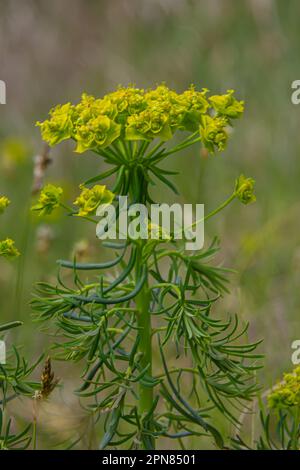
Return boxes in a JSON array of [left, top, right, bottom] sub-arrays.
[[32, 84, 261, 450], [233, 366, 300, 450]]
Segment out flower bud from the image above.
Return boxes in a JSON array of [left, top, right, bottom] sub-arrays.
[[0, 196, 10, 214], [31, 184, 63, 216], [234, 174, 256, 205]]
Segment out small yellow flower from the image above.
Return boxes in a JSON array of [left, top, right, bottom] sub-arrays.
[[37, 103, 74, 146], [74, 115, 121, 153], [268, 367, 300, 410], [31, 184, 63, 216], [0, 196, 10, 214], [126, 107, 172, 141], [0, 238, 20, 259], [74, 184, 115, 217], [235, 175, 256, 205], [180, 86, 209, 131], [200, 115, 229, 152], [107, 86, 146, 115], [209, 90, 244, 119]]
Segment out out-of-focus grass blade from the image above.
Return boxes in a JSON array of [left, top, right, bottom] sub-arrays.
[[0, 321, 23, 332]]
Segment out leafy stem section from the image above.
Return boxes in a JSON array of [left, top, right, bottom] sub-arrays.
[[31, 234, 263, 449], [29, 136, 259, 449], [135, 247, 154, 448]]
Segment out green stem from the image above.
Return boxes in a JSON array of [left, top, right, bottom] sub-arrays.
[[126, 157, 155, 449], [147, 133, 200, 164], [32, 415, 37, 450], [292, 406, 300, 449], [172, 192, 236, 239], [135, 244, 154, 449], [203, 193, 236, 223], [163, 134, 201, 157]]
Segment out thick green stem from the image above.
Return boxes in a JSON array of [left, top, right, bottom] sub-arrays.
[[136, 285, 153, 413], [128, 156, 154, 448], [135, 245, 154, 449]]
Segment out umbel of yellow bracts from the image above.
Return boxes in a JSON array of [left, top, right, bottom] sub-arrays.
[[37, 85, 244, 154], [33, 85, 256, 220]]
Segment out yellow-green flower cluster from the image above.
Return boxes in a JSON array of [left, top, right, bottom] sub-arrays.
[[0, 238, 20, 259], [37, 103, 74, 146], [235, 175, 256, 205], [200, 116, 229, 152], [31, 184, 63, 216], [209, 89, 244, 119], [37, 85, 244, 154], [268, 367, 300, 410], [0, 196, 20, 259], [74, 184, 115, 217], [0, 195, 10, 214]]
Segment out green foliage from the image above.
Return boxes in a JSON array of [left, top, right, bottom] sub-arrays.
[[0, 325, 42, 450], [233, 409, 300, 450], [0, 408, 32, 450], [232, 367, 300, 450], [30, 84, 264, 450]]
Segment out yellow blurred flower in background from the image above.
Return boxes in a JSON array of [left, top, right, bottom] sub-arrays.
[[0, 196, 10, 214], [0, 238, 20, 259]]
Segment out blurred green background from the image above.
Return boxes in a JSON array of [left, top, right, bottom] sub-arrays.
[[1, 0, 300, 447]]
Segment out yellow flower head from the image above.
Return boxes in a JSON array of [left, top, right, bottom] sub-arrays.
[[37, 103, 75, 146], [235, 175, 256, 205], [126, 106, 172, 141], [0, 196, 10, 214], [37, 84, 243, 154], [0, 238, 20, 259], [75, 93, 118, 122], [74, 115, 121, 153], [200, 115, 229, 152], [31, 184, 63, 216], [74, 184, 115, 217], [106, 86, 146, 116], [180, 86, 210, 131], [268, 367, 300, 410], [209, 89, 244, 119]]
